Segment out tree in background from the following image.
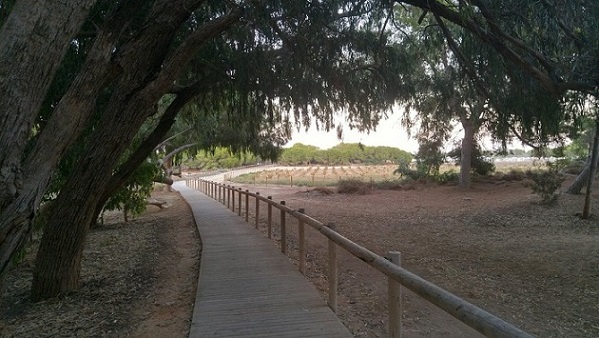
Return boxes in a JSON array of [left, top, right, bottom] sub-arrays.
[[395, 0, 599, 212]]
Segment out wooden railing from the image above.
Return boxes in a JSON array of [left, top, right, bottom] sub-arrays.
[[186, 178, 533, 338]]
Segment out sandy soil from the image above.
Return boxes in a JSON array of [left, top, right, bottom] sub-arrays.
[[1, 178, 598, 337]]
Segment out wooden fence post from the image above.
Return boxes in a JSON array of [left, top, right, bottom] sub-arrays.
[[245, 190, 250, 222], [388, 251, 402, 338], [280, 201, 286, 254], [298, 208, 306, 275], [227, 185, 231, 209], [267, 196, 273, 239], [327, 223, 338, 313], [238, 188, 242, 216], [230, 186, 234, 210], [255, 192, 260, 229]]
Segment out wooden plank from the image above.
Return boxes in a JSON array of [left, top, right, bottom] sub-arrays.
[[176, 182, 351, 338]]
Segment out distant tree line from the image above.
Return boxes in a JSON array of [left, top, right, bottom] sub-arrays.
[[186, 148, 264, 170], [278, 143, 412, 166]]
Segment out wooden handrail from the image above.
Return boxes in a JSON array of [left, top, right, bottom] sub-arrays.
[[190, 179, 532, 338]]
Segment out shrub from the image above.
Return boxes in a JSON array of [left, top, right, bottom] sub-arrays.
[[434, 170, 459, 184], [337, 178, 373, 194], [527, 162, 565, 204]]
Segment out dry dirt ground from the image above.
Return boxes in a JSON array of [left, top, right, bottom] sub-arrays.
[[229, 177, 599, 337], [0, 189, 200, 337], [1, 178, 598, 337]]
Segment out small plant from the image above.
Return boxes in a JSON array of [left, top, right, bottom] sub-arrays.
[[527, 161, 566, 204], [434, 170, 459, 184]]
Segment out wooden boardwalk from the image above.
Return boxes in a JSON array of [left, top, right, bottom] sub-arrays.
[[176, 182, 352, 338]]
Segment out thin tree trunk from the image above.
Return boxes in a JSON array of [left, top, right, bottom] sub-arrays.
[[90, 82, 206, 225], [460, 121, 475, 189], [582, 119, 599, 219]]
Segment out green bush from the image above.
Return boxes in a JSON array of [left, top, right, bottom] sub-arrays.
[[527, 162, 565, 204], [434, 170, 459, 184]]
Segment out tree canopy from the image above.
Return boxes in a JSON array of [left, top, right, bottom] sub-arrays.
[[1, 0, 598, 301]]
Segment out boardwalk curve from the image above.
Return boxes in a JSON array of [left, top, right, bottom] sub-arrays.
[[174, 182, 352, 337]]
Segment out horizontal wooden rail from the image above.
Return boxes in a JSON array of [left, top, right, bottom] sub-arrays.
[[188, 179, 532, 338]]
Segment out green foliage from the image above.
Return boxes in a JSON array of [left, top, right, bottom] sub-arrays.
[[527, 162, 566, 204], [435, 170, 460, 184], [186, 147, 261, 170], [103, 161, 160, 218], [414, 139, 445, 176], [278, 143, 412, 166]]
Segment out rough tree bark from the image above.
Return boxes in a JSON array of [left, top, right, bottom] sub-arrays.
[[0, 0, 145, 277], [31, 5, 242, 300], [0, 0, 97, 275]]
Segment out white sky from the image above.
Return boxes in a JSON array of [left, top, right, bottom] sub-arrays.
[[284, 108, 531, 154], [285, 113, 420, 153]]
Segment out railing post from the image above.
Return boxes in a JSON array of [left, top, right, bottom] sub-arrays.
[[280, 201, 286, 254], [255, 192, 260, 229], [267, 196, 273, 239], [238, 188, 242, 216], [227, 185, 231, 209], [231, 186, 235, 211], [298, 208, 306, 275], [327, 223, 337, 313], [245, 190, 250, 222], [388, 251, 402, 338]]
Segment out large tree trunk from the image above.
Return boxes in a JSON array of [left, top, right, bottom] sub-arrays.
[[0, 1, 146, 277], [0, 0, 96, 275], [0, 0, 95, 208], [31, 6, 242, 300], [460, 121, 475, 188]]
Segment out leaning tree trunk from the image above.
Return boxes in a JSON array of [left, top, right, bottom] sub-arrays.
[[0, 0, 95, 209], [565, 156, 596, 194], [459, 121, 476, 189], [0, 1, 150, 278], [0, 0, 96, 276], [582, 119, 599, 219], [31, 7, 242, 300]]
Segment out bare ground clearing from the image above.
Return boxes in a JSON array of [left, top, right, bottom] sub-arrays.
[[230, 178, 599, 337], [1, 178, 597, 337]]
